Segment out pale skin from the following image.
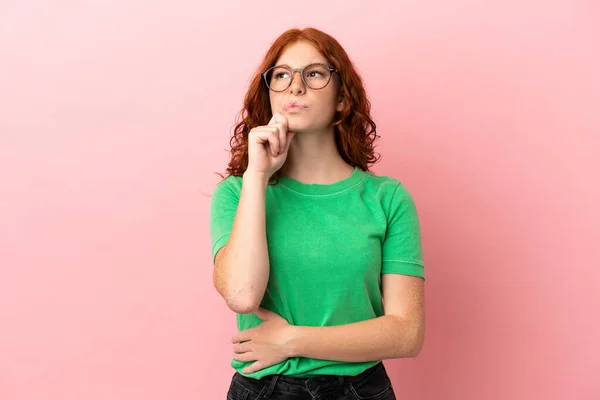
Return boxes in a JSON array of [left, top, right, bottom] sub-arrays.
[[216, 40, 425, 374]]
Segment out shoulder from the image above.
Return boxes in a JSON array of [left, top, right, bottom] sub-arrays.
[[361, 171, 417, 209], [362, 170, 409, 195], [211, 175, 243, 200]]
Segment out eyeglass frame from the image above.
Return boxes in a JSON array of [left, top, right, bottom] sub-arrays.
[[261, 63, 338, 92]]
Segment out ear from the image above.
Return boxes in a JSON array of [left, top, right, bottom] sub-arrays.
[[336, 94, 345, 112]]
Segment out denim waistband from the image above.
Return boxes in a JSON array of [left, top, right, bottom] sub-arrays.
[[262, 361, 384, 388]]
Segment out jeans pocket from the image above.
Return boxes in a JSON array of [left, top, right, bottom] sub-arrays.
[[348, 366, 395, 400], [349, 382, 394, 400], [227, 380, 250, 400]]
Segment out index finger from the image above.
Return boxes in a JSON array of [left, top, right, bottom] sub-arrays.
[[231, 329, 251, 343], [268, 112, 288, 129]]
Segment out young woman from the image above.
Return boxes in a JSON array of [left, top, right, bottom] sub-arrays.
[[210, 27, 425, 400]]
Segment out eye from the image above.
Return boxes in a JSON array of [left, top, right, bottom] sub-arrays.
[[305, 65, 328, 78], [271, 67, 290, 80]]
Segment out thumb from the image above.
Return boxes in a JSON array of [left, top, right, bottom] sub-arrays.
[[268, 112, 288, 127]]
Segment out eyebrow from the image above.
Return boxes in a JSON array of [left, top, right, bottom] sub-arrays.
[[276, 63, 324, 69]]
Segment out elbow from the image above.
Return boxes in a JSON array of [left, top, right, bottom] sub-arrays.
[[225, 294, 261, 315], [392, 317, 425, 358], [214, 268, 262, 315], [408, 339, 424, 357], [397, 338, 423, 359], [215, 282, 264, 314], [407, 326, 425, 357]]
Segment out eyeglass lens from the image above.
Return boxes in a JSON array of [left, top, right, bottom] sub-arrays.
[[265, 63, 331, 91]]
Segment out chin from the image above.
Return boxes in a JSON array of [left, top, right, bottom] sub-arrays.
[[288, 123, 305, 132], [286, 118, 309, 133], [283, 112, 329, 133]]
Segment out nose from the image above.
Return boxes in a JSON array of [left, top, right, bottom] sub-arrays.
[[288, 70, 306, 95]]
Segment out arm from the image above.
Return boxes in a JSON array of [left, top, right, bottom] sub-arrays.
[[213, 171, 271, 314], [288, 274, 425, 361]]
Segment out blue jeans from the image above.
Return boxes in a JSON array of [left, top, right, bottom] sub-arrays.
[[226, 361, 396, 400]]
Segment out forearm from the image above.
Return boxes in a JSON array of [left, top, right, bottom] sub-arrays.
[[288, 315, 423, 362], [217, 171, 270, 314]]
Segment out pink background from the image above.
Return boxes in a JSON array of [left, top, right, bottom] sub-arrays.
[[1, 1, 598, 399]]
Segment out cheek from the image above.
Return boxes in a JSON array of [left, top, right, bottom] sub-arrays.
[[271, 96, 287, 114], [323, 87, 340, 109], [268, 95, 275, 110], [316, 93, 339, 116]]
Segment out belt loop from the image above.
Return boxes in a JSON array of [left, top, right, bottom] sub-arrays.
[[263, 375, 279, 398]]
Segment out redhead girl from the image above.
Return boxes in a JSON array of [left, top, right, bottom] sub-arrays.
[[210, 27, 425, 400]]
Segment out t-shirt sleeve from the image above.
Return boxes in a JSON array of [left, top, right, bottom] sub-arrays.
[[381, 182, 425, 279], [209, 177, 241, 264]]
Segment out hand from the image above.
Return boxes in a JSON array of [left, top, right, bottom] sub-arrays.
[[246, 113, 296, 177], [231, 307, 297, 374]]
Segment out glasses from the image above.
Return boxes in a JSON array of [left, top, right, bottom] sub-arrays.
[[262, 63, 337, 92]]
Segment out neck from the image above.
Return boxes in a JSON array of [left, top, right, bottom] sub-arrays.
[[282, 127, 354, 184]]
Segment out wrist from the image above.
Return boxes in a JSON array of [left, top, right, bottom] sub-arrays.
[[286, 325, 305, 358], [243, 170, 271, 188]]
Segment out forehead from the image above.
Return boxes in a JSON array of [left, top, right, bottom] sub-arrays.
[[275, 41, 329, 67]]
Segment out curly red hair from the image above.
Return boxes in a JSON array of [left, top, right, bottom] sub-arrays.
[[223, 27, 380, 184]]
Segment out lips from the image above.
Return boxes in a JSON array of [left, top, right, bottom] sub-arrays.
[[283, 102, 307, 112]]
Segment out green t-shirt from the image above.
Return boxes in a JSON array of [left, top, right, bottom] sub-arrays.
[[209, 166, 425, 379]]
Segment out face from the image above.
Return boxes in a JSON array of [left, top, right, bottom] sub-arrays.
[[268, 41, 344, 133]]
